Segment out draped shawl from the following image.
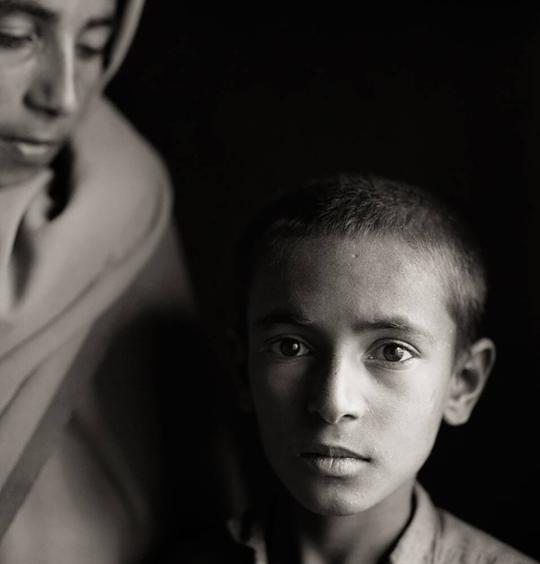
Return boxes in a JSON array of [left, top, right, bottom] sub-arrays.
[[0, 0, 180, 557]]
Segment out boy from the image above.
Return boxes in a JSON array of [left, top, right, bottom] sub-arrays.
[[224, 174, 536, 564], [171, 173, 536, 563]]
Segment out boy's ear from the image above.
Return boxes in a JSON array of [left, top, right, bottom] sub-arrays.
[[443, 337, 496, 426], [227, 328, 253, 412]]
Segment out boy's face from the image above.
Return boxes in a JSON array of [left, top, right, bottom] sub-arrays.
[[246, 234, 459, 516]]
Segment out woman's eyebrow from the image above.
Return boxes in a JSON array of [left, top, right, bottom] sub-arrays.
[[0, 1, 115, 30], [0, 0, 55, 21], [84, 15, 115, 31]]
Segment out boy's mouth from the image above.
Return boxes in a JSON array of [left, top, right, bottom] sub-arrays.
[[299, 444, 371, 477]]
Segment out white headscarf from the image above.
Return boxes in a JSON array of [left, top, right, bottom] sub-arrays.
[[0, 0, 171, 516]]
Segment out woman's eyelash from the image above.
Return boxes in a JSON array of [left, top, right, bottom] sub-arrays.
[[77, 44, 106, 59], [0, 32, 33, 49]]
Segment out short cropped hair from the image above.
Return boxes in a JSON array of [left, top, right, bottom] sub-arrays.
[[236, 174, 487, 350]]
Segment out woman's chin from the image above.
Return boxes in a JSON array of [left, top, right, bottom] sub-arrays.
[[0, 164, 47, 188]]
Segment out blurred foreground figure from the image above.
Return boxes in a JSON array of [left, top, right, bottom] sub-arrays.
[[0, 1, 193, 562]]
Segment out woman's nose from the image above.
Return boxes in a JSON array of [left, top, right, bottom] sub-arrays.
[[307, 353, 367, 424], [25, 41, 79, 118]]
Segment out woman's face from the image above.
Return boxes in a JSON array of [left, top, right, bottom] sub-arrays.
[[0, 0, 117, 186]]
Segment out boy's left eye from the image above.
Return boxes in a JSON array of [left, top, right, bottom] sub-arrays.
[[368, 343, 415, 363]]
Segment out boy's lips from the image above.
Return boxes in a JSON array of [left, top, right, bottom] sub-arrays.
[[299, 443, 372, 477], [300, 443, 370, 460]]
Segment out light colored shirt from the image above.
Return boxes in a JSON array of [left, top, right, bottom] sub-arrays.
[[389, 484, 537, 564], [228, 484, 538, 564]]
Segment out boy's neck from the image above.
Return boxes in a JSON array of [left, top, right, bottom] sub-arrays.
[[288, 479, 415, 564]]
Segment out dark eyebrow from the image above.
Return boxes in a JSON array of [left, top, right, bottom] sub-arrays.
[[0, 1, 115, 30], [353, 317, 434, 342], [254, 310, 434, 342], [253, 309, 314, 329], [0, 0, 56, 21]]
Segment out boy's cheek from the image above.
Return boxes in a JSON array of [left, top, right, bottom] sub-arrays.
[[369, 386, 445, 448], [249, 356, 307, 399], [250, 379, 301, 424], [382, 404, 444, 471]]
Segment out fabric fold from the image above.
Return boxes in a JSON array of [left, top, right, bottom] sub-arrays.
[[0, 98, 171, 505]]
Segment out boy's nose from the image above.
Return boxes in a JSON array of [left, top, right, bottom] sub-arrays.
[[26, 42, 79, 118], [307, 353, 367, 424]]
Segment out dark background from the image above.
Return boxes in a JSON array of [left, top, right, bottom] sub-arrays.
[[108, 6, 540, 559]]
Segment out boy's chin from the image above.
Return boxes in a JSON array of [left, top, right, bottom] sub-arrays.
[[283, 472, 417, 519], [287, 481, 383, 517]]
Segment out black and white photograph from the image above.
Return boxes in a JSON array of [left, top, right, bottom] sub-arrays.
[[0, 2, 538, 563]]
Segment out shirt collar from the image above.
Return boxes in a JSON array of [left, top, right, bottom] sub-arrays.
[[388, 483, 439, 563], [228, 482, 439, 564]]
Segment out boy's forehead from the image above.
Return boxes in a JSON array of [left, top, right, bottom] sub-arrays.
[[248, 234, 456, 340], [254, 234, 436, 292]]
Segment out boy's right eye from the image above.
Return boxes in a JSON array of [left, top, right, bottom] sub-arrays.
[[267, 337, 312, 358]]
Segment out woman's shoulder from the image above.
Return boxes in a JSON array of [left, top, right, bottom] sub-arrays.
[[66, 96, 173, 267], [74, 97, 170, 189]]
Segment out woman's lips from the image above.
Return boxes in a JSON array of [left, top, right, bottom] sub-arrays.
[[1, 136, 61, 165], [299, 444, 371, 477], [14, 140, 56, 157]]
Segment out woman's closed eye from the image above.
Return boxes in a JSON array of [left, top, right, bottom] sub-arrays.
[[0, 15, 36, 50], [77, 27, 112, 61]]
